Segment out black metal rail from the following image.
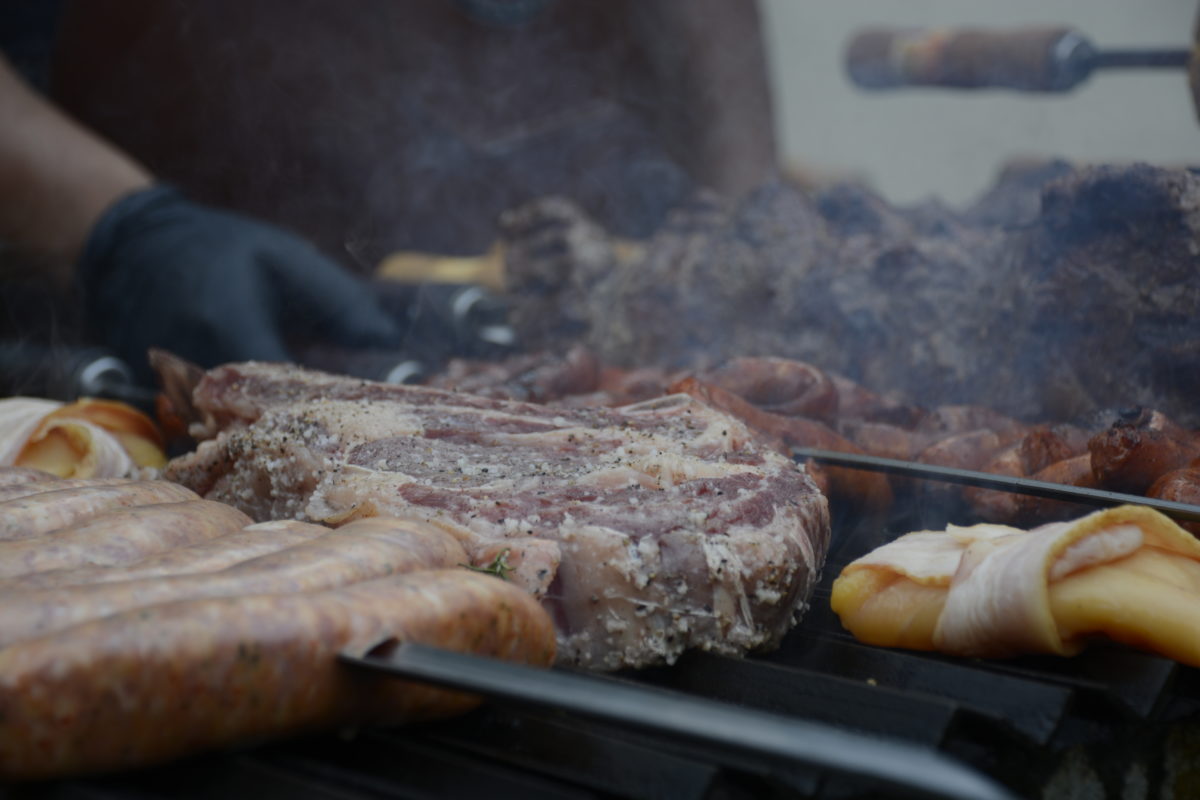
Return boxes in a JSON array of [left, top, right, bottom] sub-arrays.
[[792, 447, 1200, 523], [340, 642, 1016, 800]]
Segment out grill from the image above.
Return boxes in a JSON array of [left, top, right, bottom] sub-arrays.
[[5, 12, 1199, 799], [26, 495, 1200, 800]]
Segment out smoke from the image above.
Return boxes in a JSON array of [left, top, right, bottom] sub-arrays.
[[50, 0, 695, 272], [500, 161, 1200, 429]]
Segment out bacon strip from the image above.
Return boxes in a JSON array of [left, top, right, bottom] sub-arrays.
[[832, 506, 1200, 664]]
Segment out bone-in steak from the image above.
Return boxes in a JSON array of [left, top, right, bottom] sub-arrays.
[[165, 362, 830, 670]]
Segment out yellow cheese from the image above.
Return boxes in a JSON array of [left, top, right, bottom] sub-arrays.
[[831, 506, 1200, 665]]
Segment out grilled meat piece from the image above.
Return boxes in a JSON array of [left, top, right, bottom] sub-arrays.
[[699, 357, 838, 424], [0, 467, 56, 488], [0, 499, 250, 580], [1147, 468, 1200, 535], [164, 361, 831, 670], [0, 569, 554, 781], [499, 164, 1200, 428], [964, 426, 1083, 523], [1, 520, 327, 591], [0, 517, 467, 647], [0, 481, 199, 541], [1088, 409, 1200, 494], [1010, 454, 1104, 526]]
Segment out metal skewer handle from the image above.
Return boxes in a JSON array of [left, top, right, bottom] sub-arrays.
[[845, 26, 1189, 93]]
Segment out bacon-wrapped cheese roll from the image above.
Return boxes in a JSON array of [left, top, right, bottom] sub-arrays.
[[831, 506, 1200, 664]]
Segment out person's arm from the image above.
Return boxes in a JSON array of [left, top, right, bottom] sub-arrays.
[[0, 54, 402, 378], [624, 0, 778, 199], [0, 55, 151, 281]]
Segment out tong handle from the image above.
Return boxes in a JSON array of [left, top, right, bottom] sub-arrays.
[[845, 26, 1094, 92]]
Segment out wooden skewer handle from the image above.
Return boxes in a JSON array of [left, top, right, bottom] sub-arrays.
[[845, 26, 1094, 92]]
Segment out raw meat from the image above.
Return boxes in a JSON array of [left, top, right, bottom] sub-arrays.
[[0, 569, 554, 780], [165, 361, 831, 669]]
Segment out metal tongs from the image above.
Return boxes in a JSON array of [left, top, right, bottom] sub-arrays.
[[341, 641, 1014, 800]]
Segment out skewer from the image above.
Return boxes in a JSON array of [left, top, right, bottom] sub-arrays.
[[845, 26, 1189, 93], [341, 641, 1016, 800], [792, 447, 1200, 524]]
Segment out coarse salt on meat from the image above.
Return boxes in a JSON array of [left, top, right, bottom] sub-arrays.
[[165, 362, 831, 670]]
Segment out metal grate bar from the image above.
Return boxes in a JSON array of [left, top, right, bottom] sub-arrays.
[[413, 708, 723, 800], [967, 647, 1176, 719], [340, 642, 1016, 800], [768, 630, 1071, 745], [258, 732, 598, 800], [634, 650, 957, 747]]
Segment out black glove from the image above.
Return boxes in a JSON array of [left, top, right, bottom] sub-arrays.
[[77, 186, 402, 377]]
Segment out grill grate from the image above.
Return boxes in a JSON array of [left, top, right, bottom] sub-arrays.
[[21, 511, 1200, 800]]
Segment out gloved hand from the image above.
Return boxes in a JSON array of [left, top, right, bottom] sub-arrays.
[[77, 186, 402, 377]]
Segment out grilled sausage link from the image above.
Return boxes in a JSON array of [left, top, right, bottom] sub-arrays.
[[0, 477, 133, 504], [0, 481, 199, 540], [1147, 467, 1200, 534], [829, 373, 925, 428], [1088, 410, 1200, 494], [963, 427, 1080, 523], [912, 429, 1012, 512], [1, 520, 329, 591], [839, 420, 928, 461], [0, 516, 469, 646], [914, 405, 1027, 441], [0, 500, 254, 582], [1013, 454, 1101, 525], [701, 357, 839, 424], [0, 569, 556, 781], [0, 467, 57, 488]]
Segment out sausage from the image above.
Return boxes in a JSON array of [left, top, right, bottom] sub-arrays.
[[917, 429, 1014, 471], [0, 481, 199, 540], [0, 516, 470, 646], [839, 420, 929, 461], [828, 373, 925, 428], [1012, 454, 1101, 525], [1088, 410, 1200, 494], [784, 416, 895, 516], [0, 568, 556, 780], [702, 357, 839, 424], [1, 520, 329, 591], [1147, 468, 1200, 535], [963, 427, 1080, 523], [0, 467, 57, 488], [670, 377, 893, 515], [1148, 467, 1200, 506], [0, 500, 254, 581], [912, 429, 1012, 512], [0, 477, 134, 504], [914, 405, 1027, 441], [960, 444, 1026, 523]]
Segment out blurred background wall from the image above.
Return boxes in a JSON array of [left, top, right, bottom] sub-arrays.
[[760, 0, 1198, 206]]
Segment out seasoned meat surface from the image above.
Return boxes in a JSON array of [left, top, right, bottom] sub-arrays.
[[165, 362, 831, 670]]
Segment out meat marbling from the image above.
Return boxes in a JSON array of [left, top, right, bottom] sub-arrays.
[[165, 362, 830, 670]]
